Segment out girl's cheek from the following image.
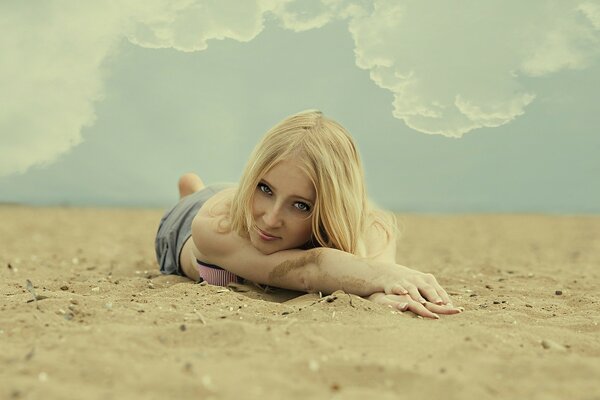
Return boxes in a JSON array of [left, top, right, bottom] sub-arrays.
[[252, 195, 267, 214]]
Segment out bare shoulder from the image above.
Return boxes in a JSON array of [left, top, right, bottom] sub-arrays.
[[191, 188, 236, 254], [196, 187, 235, 218]]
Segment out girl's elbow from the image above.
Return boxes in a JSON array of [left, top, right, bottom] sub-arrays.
[[298, 267, 316, 293]]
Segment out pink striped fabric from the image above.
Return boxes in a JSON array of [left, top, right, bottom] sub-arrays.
[[196, 259, 241, 286]]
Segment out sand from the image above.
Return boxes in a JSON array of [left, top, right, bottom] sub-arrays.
[[1, 205, 599, 400]]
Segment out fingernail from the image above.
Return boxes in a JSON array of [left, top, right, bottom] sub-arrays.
[[420, 298, 427, 304], [398, 303, 408, 310]]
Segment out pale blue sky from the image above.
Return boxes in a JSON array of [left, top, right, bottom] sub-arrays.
[[1, 1, 599, 213]]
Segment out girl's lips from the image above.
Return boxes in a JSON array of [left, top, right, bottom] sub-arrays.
[[256, 227, 280, 241]]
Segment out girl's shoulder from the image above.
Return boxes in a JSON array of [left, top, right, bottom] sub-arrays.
[[191, 187, 258, 270], [198, 187, 236, 218]]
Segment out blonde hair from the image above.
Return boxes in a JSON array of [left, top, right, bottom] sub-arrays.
[[229, 109, 396, 257]]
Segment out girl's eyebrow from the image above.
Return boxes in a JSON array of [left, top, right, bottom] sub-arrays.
[[261, 178, 314, 204]]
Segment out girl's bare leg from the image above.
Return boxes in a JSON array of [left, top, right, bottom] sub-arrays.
[[178, 172, 205, 199], [178, 173, 205, 281]]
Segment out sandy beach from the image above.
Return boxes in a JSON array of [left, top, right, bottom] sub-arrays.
[[1, 205, 599, 400]]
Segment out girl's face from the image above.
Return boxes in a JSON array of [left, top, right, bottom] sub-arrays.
[[250, 159, 316, 255]]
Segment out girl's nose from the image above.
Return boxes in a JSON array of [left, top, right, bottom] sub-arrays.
[[263, 206, 283, 228]]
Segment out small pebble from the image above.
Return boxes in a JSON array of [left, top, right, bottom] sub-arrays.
[[180, 324, 187, 332], [60, 285, 69, 291], [308, 360, 320, 372], [541, 339, 567, 351], [91, 287, 100, 293], [555, 290, 563, 296], [201, 375, 214, 390]]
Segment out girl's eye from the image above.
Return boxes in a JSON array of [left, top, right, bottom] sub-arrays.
[[258, 183, 272, 195], [295, 202, 311, 212]]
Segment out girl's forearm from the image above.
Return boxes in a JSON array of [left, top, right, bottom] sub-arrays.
[[267, 248, 385, 296]]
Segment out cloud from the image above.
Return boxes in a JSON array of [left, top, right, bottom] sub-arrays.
[[0, 0, 280, 177], [580, 2, 600, 30], [126, 0, 274, 52], [348, 0, 600, 137], [0, 1, 122, 176], [125, 0, 363, 48], [2, 0, 600, 178], [0, 0, 359, 177]]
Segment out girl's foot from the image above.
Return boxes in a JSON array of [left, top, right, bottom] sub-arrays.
[[178, 173, 205, 198]]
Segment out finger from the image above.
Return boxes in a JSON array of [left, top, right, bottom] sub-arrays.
[[419, 285, 443, 305], [425, 274, 452, 305], [432, 282, 452, 305], [367, 292, 386, 302], [406, 301, 439, 319], [406, 284, 427, 305], [373, 295, 409, 312], [384, 283, 408, 296], [424, 302, 463, 315]]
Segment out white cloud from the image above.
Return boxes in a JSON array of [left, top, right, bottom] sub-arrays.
[[0, 0, 278, 177], [267, 0, 365, 32], [348, 0, 600, 137], [2, 0, 600, 178], [0, 0, 361, 177], [126, 0, 274, 52], [579, 2, 600, 30], [0, 2, 123, 176]]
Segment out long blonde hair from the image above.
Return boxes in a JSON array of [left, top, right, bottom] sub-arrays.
[[229, 109, 396, 257]]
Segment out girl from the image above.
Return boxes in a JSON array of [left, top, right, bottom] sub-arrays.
[[155, 110, 461, 319]]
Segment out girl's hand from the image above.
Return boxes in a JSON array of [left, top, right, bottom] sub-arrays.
[[380, 264, 453, 306], [367, 292, 463, 319]]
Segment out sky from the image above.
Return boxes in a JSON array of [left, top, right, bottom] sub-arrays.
[[1, 0, 599, 213]]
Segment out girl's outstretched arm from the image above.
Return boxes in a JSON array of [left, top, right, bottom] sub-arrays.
[[192, 208, 454, 303]]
